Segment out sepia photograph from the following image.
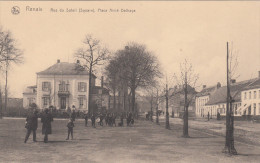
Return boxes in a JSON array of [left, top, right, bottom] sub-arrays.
[[0, 1, 260, 162]]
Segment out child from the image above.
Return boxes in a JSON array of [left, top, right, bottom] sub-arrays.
[[66, 118, 74, 140]]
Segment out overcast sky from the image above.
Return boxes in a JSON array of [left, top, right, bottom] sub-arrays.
[[0, 1, 259, 98]]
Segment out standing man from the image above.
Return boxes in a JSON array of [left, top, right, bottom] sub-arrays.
[[24, 109, 38, 143], [84, 113, 88, 127], [207, 112, 210, 121], [41, 108, 53, 143], [91, 114, 96, 128], [70, 107, 76, 122]]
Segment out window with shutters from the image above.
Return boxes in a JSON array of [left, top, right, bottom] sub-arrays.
[[42, 82, 51, 91], [78, 82, 86, 92]]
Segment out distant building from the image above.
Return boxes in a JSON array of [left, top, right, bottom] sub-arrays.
[[195, 83, 221, 117], [240, 76, 260, 116], [159, 85, 197, 117], [205, 72, 260, 118], [23, 85, 37, 108], [23, 60, 109, 112]]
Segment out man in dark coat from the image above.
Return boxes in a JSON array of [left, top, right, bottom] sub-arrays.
[[70, 109, 76, 122], [84, 113, 88, 127], [41, 109, 53, 143], [91, 114, 96, 128], [24, 109, 38, 143]]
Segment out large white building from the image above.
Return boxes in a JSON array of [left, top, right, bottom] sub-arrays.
[[201, 72, 260, 118], [239, 77, 260, 116], [23, 60, 110, 112]]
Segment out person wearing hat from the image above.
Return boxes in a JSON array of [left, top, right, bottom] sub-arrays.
[[41, 108, 53, 143], [24, 109, 38, 143], [66, 118, 74, 140]]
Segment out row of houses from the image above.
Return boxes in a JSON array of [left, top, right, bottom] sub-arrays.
[[196, 72, 260, 118], [157, 71, 260, 119]]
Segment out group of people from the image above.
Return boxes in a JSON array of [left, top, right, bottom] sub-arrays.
[[24, 109, 135, 143], [84, 112, 134, 128], [24, 108, 53, 143]]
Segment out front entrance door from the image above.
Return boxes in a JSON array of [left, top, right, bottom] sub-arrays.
[[60, 97, 66, 109]]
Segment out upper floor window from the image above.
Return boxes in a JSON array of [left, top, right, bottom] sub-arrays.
[[244, 92, 247, 100], [59, 81, 68, 91], [78, 82, 86, 92], [254, 91, 256, 99], [42, 82, 51, 91], [249, 91, 251, 99]]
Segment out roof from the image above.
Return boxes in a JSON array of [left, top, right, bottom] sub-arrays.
[[37, 62, 96, 78], [206, 78, 258, 105], [241, 78, 260, 91], [196, 86, 217, 97]]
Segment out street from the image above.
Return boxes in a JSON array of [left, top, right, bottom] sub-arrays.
[[0, 117, 260, 163]]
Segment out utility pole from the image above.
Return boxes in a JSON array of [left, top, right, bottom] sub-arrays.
[[165, 76, 170, 129], [223, 42, 231, 153], [223, 42, 237, 155]]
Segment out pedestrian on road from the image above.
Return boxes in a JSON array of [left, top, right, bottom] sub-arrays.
[[66, 118, 74, 140], [99, 114, 104, 126], [41, 108, 53, 143], [84, 113, 88, 127], [207, 112, 210, 121], [91, 114, 96, 128], [70, 107, 76, 122], [24, 109, 38, 143]]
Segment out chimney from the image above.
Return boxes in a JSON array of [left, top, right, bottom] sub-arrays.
[[101, 76, 104, 88], [57, 59, 60, 63], [203, 85, 206, 89], [231, 79, 236, 84], [217, 82, 221, 89], [76, 60, 80, 64], [258, 71, 260, 78]]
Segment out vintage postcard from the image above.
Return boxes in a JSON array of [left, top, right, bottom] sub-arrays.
[[0, 1, 259, 162]]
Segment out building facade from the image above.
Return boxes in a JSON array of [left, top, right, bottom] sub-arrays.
[[23, 60, 99, 111], [195, 83, 221, 117], [205, 76, 260, 118], [240, 77, 260, 116], [23, 85, 37, 108]]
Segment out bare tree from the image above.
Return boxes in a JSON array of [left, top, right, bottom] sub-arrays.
[[173, 59, 199, 137], [74, 34, 109, 115], [109, 43, 161, 116], [0, 27, 23, 117]]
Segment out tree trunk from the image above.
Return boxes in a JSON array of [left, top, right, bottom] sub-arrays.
[[131, 87, 135, 114], [156, 89, 159, 124], [88, 66, 92, 115], [150, 95, 153, 122], [183, 72, 189, 137], [0, 88, 2, 118], [5, 66, 8, 114], [166, 83, 170, 129], [113, 90, 116, 111]]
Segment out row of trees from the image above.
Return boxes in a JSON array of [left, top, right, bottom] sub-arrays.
[[0, 27, 23, 118]]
